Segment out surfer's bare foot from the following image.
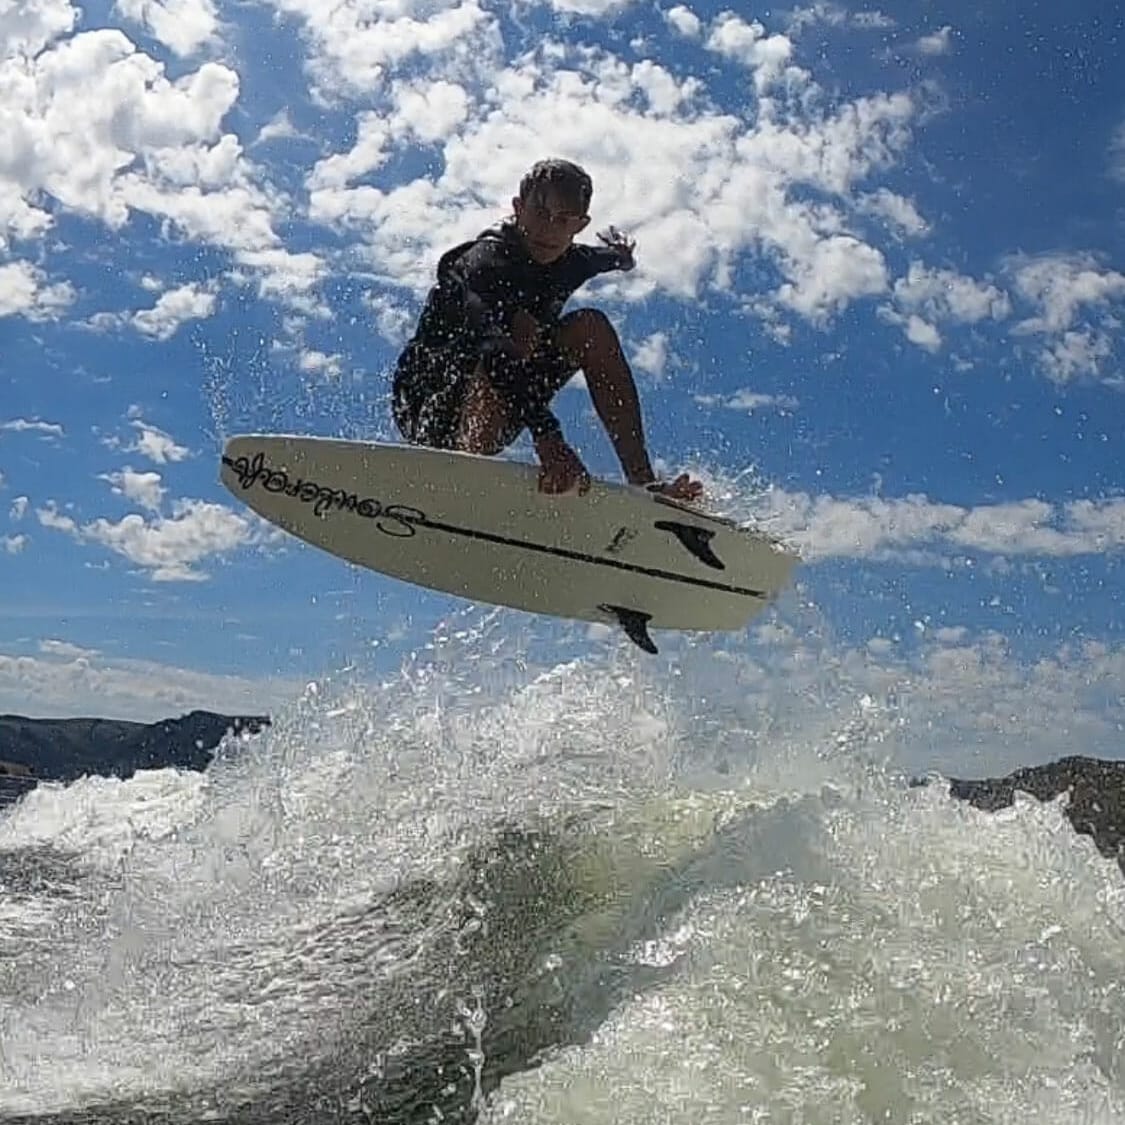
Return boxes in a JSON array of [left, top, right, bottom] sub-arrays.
[[536, 434, 591, 495], [648, 474, 703, 502]]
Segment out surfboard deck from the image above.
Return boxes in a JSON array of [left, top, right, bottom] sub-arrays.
[[219, 435, 798, 653]]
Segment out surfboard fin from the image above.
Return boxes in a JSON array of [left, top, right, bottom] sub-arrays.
[[654, 521, 725, 570], [599, 605, 658, 654]]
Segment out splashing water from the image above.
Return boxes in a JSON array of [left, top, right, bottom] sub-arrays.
[[0, 609, 1122, 1123]]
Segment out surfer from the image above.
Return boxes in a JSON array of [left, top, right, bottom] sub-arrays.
[[392, 158, 703, 500]]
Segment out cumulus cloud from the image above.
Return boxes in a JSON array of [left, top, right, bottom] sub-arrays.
[[113, 0, 220, 57], [132, 282, 217, 339], [308, 43, 916, 337], [2, 534, 28, 554], [38, 496, 258, 581], [704, 14, 799, 93], [858, 188, 930, 237], [1, 418, 65, 438], [664, 5, 702, 38], [297, 349, 344, 378], [0, 644, 298, 722], [880, 262, 1011, 351], [0, 262, 75, 319], [696, 389, 799, 413], [120, 418, 191, 464], [265, 0, 499, 99], [915, 26, 954, 55], [0, 13, 318, 304], [98, 468, 167, 513], [1008, 252, 1125, 383], [632, 332, 670, 380], [753, 489, 1125, 561]]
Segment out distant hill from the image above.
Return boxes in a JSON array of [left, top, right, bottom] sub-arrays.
[[0, 710, 270, 784]]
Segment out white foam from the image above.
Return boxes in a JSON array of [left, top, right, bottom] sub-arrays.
[[2, 632, 1122, 1118]]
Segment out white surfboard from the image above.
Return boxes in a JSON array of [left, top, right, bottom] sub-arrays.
[[219, 435, 797, 653]]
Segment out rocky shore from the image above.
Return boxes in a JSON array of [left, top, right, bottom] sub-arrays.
[[944, 755, 1125, 876], [0, 710, 269, 808]]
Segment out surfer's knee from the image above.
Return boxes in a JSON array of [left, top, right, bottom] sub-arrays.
[[558, 307, 618, 358]]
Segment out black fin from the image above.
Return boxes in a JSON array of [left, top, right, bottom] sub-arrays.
[[654, 521, 725, 570], [598, 605, 658, 654]]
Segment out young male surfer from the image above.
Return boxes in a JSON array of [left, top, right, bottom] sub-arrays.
[[392, 158, 702, 501]]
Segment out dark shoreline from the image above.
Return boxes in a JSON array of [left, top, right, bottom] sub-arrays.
[[0, 711, 269, 809]]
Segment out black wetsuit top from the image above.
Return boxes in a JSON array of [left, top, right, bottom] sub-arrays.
[[394, 221, 627, 441]]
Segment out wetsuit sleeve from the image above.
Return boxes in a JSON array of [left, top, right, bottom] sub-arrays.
[[567, 244, 630, 287]]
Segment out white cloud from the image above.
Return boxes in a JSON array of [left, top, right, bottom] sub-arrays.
[[393, 78, 471, 142], [915, 25, 954, 55], [40, 496, 258, 581], [297, 349, 343, 378], [267, 0, 499, 100], [0, 0, 78, 58], [98, 468, 167, 513], [1, 31, 243, 231], [253, 110, 302, 146], [787, 5, 895, 32], [1, 418, 65, 438], [696, 389, 799, 413], [132, 282, 217, 339], [858, 187, 929, 237], [309, 47, 917, 335], [0, 262, 75, 318], [38, 638, 100, 659], [35, 502, 78, 532], [308, 112, 392, 192], [125, 420, 191, 464], [879, 262, 1011, 351], [852, 10, 895, 29], [664, 5, 702, 38], [10, 496, 29, 521], [545, 0, 633, 12], [0, 21, 305, 300], [1011, 253, 1125, 334], [775, 234, 888, 322], [364, 292, 414, 345], [231, 248, 329, 313], [0, 645, 297, 722], [113, 0, 219, 57], [2, 534, 28, 554], [632, 332, 670, 380], [750, 488, 1125, 561], [704, 14, 800, 93], [1008, 252, 1125, 383]]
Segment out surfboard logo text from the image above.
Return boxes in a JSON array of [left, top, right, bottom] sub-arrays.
[[223, 451, 424, 537]]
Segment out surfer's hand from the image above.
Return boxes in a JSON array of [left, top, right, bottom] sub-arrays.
[[535, 435, 591, 496], [648, 474, 703, 502], [597, 225, 636, 271]]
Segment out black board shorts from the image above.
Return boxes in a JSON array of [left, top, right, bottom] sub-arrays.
[[392, 341, 576, 451]]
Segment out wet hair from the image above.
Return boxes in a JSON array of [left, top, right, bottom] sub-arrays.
[[518, 158, 593, 211]]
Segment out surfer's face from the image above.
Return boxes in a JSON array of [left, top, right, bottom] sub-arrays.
[[513, 186, 590, 263]]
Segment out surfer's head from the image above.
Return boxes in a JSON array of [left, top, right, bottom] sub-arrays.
[[512, 158, 592, 263]]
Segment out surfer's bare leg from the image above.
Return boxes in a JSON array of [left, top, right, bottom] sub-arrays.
[[455, 364, 509, 455], [556, 308, 655, 486]]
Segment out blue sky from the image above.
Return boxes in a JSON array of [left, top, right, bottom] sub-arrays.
[[1, 0, 1124, 727]]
